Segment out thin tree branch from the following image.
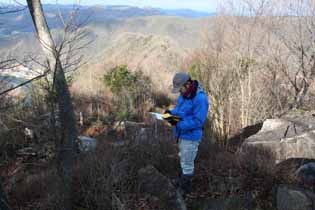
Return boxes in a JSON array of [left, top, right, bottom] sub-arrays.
[[0, 6, 26, 14], [0, 71, 48, 96]]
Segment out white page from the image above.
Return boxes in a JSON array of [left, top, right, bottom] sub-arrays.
[[148, 112, 164, 120]]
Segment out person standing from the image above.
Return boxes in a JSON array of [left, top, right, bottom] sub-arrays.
[[165, 72, 209, 197]]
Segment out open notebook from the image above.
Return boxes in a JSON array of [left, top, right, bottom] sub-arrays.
[[149, 112, 181, 122]]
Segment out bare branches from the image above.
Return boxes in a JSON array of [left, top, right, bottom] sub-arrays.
[[0, 3, 26, 15], [0, 59, 18, 70], [57, 20, 92, 74], [270, 3, 315, 108], [189, 0, 315, 141], [0, 0, 26, 14], [0, 71, 48, 96]]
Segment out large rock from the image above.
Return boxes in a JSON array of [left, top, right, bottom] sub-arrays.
[[138, 165, 176, 199], [242, 111, 315, 163], [276, 185, 315, 210]]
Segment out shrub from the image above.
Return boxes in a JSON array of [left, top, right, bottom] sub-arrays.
[[103, 66, 154, 121], [104, 65, 139, 93], [237, 145, 277, 209]]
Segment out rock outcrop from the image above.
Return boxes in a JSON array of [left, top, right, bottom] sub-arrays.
[[242, 111, 315, 163]]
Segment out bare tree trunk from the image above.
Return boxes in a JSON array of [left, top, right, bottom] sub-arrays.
[[26, 1, 78, 210], [240, 80, 245, 127], [227, 96, 232, 136], [246, 69, 252, 126], [292, 75, 309, 109]]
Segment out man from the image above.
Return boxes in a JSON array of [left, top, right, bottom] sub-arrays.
[[165, 72, 209, 197]]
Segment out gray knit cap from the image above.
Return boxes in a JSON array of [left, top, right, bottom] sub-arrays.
[[172, 72, 190, 93]]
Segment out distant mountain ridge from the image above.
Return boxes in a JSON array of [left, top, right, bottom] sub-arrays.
[[0, 4, 215, 36], [43, 4, 215, 17], [160, 9, 215, 17]]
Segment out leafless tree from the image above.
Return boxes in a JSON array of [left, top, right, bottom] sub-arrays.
[[269, 1, 315, 109], [188, 0, 293, 143], [26, 1, 79, 209]]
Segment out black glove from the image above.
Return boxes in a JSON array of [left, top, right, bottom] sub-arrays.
[[167, 119, 178, 126], [164, 109, 172, 114]]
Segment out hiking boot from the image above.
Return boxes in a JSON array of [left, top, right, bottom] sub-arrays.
[[178, 174, 193, 198], [182, 175, 192, 193]]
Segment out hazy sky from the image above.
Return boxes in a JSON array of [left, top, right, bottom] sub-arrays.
[[0, 0, 218, 12]]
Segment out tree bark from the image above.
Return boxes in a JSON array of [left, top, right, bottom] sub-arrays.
[[26, 1, 78, 210]]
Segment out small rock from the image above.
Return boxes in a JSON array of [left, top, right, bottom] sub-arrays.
[[24, 128, 35, 139], [77, 136, 97, 152]]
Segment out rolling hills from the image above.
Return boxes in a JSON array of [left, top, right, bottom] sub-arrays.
[[0, 4, 214, 94]]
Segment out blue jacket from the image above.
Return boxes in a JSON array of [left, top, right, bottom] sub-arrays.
[[170, 82, 209, 141]]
